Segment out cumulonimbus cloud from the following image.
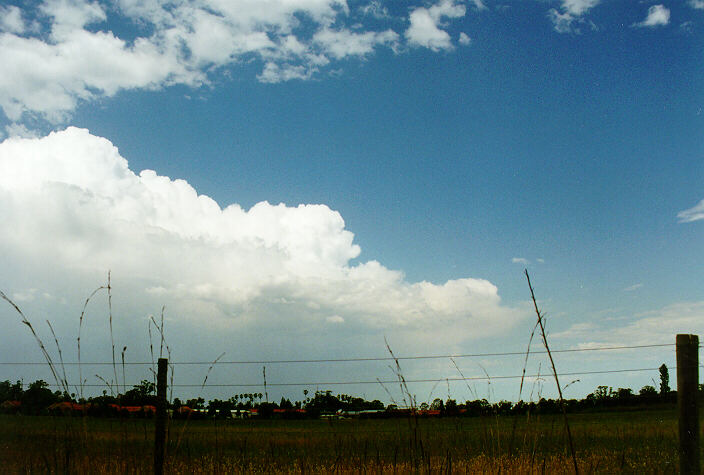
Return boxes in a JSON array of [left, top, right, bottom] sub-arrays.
[[0, 127, 524, 345]]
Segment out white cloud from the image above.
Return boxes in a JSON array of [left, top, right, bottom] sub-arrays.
[[313, 28, 399, 59], [678, 199, 704, 222], [680, 21, 694, 33], [623, 283, 643, 292], [554, 301, 704, 346], [4, 123, 38, 139], [633, 5, 670, 28], [0, 5, 27, 34], [0, 0, 471, 124], [360, 1, 390, 19], [458, 32, 471, 45], [406, 0, 466, 51], [40, 0, 107, 38], [548, 0, 600, 34], [561, 0, 600, 16], [257, 62, 316, 83], [12, 289, 37, 302], [689, 0, 704, 9], [0, 27, 192, 122], [471, 0, 487, 11], [512, 257, 529, 265], [0, 128, 524, 350]]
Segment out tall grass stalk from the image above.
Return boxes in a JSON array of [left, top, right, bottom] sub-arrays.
[[376, 377, 399, 407], [107, 271, 118, 396], [148, 318, 156, 385], [149, 312, 175, 403], [0, 290, 61, 389], [384, 337, 415, 410], [159, 305, 165, 358], [450, 357, 477, 400], [77, 282, 108, 399], [47, 320, 70, 395], [509, 318, 540, 456], [174, 352, 225, 452], [525, 269, 579, 475], [121, 346, 127, 396]]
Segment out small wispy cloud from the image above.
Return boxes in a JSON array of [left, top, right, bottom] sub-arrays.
[[512, 257, 529, 265], [633, 5, 670, 28], [623, 283, 643, 292], [689, 0, 704, 10], [471, 0, 487, 11], [677, 199, 704, 223], [547, 0, 600, 34], [12, 289, 37, 302], [552, 301, 704, 346], [680, 21, 694, 33]]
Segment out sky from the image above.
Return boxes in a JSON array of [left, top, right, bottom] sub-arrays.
[[0, 0, 702, 405]]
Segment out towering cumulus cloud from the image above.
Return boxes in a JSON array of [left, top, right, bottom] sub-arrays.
[[0, 128, 522, 346]]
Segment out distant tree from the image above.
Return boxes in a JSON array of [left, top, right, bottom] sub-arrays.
[[495, 400, 513, 415], [659, 364, 670, 394], [465, 398, 491, 416], [639, 385, 657, 396], [21, 380, 58, 414], [614, 388, 633, 400], [305, 390, 343, 415], [186, 397, 205, 409], [257, 402, 276, 419], [0, 380, 23, 401], [591, 386, 613, 401], [430, 398, 444, 411], [445, 399, 459, 416], [121, 380, 156, 406]]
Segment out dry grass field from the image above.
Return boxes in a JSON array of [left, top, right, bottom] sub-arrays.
[[1, 408, 695, 473]]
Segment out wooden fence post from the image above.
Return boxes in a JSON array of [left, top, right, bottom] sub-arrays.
[[676, 334, 699, 475], [155, 357, 168, 475]]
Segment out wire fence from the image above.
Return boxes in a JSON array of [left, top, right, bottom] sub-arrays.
[[0, 342, 677, 366], [0, 342, 689, 390]]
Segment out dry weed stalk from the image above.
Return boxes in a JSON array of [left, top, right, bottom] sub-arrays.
[[47, 320, 70, 395], [174, 352, 226, 452], [107, 271, 118, 396], [525, 269, 579, 475], [0, 290, 62, 389], [450, 357, 477, 400], [77, 281, 108, 398]]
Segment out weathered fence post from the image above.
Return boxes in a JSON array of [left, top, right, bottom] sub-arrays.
[[676, 334, 699, 475], [155, 357, 168, 475]]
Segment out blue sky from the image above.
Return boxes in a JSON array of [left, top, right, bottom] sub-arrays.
[[0, 0, 702, 403]]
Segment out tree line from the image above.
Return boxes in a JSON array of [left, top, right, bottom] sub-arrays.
[[2, 363, 702, 418]]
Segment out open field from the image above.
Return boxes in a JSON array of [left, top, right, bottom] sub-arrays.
[[1, 408, 700, 473]]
